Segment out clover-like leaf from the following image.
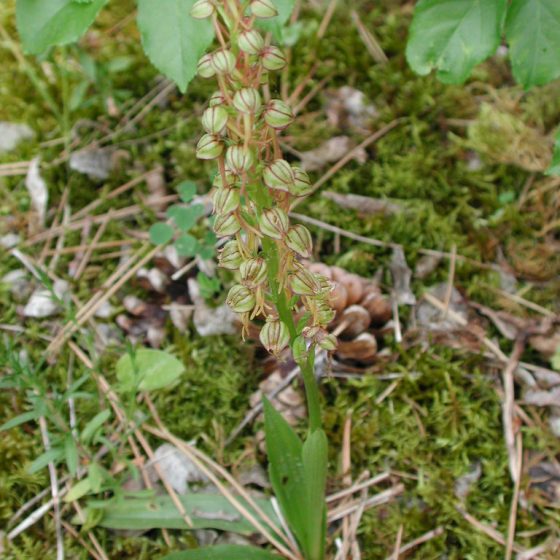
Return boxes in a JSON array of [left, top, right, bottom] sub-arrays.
[[149, 222, 174, 245]]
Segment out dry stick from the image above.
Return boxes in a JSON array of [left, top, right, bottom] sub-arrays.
[[486, 285, 556, 318], [74, 212, 112, 280], [38, 416, 64, 560], [39, 187, 69, 265], [328, 484, 404, 523], [293, 73, 334, 115], [72, 501, 110, 560], [506, 434, 523, 560], [339, 413, 353, 559], [44, 239, 136, 256], [350, 10, 388, 64], [59, 518, 103, 560], [73, 168, 157, 221], [317, 0, 338, 39], [442, 244, 457, 317], [144, 424, 300, 560], [48, 204, 71, 272], [287, 62, 319, 105], [502, 340, 525, 484], [326, 472, 391, 504], [391, 524, 404, 560], [383, 527, 445, 560], [47, 244, 159, 354]]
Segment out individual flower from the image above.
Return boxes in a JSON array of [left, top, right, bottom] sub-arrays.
[[226, 284, 256, 313], [240, 257, 268, 288], [260, 319, 290, 355], [209, 90, 227, 107], [261, 46, 287, 71], [290, 167, 313, 196], [233, 88, 262, 114], [290, 267, 321, 296], [213, 212, 241, 237], [196, 134, 223, 160], [197, 54, 216, 78], [250, 0, 278, 18], [259, 208, 289, 239], [263, 159, 295, 192], [285, 224, 313, 258], [202, 106, 229, 135], [212, 187, 240, 215], [190, 0, 215, 19], [264, 99, 294, 129], [211, 49, 237, 75], [218, 240, 243, 270], [238, 29, 265, 55], [226, 145, 254, 173]]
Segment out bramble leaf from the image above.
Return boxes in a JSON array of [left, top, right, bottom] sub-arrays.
[[505, 0, 560, 88], [137, 0, 215, 92], [406, 0, 506, 84], [16, 0, 107, 54]]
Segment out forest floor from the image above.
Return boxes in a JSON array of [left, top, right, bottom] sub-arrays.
[[1, 1, 559, 558]]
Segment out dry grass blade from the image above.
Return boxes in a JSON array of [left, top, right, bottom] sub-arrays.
[[383, 527, 444, 560], [350, 10, 388, 64], [506, 435, 523, 560]]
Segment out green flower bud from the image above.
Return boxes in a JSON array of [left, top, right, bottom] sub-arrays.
[[260, 319, 290, 355], [218, 240, 243, 270], [190, 0, 215, 18], [233, 88, 262, 114], [202, 106, 229, 135], [261, 46, 287, 71], [263, 159, 295, 192], [291, 167, 313, 197], [318, 332, 337, 351], [212, 187, 240, 215], [211, 49, 237, 75], [197, 54, 216, 78], [259, 207, 289, 239], [226, 284, 256, 314], [250, 0, 278, 18], [264, 99, 294, 130], [209, 90, 227, 107], [213, 212, 241, 237], [238, 29, 265, 55], [290, 267, 321, 296], [213, 171, 239, 189], [226, 145, 254, 173], [196, 133, 223, 160], [240, 257, 268, 287], [315, 302, 336, 325], [285, 224, 313, 258]]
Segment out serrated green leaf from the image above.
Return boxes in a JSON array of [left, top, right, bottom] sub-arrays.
[[28, 448, 63, 474], [16, 0, 107, 54], [136, 0, 215, 93], [258, 0, 295, 39], [406, 0, 507, 84], [116, 348, 186, 392], [167, 205, 202, 232], [80, 409, 111, 443], [149, 222, 174, 245], [505, 0, 560, 88], [164, 545, 281, 560], [0, 410, 38, 431], [178, 180, 197, 203], [65, 436, 79, 476], [175, 234, 198, 257], [80, 493, 280, 534], [65, 478, 92, 502], [547, 129, 560, 176]]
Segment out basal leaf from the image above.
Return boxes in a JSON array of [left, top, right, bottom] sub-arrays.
[[116, 348, 185, 392], [0, 410, 38, 431], [80, 409, 111, 443], [65, 435, 79, 476], [65, 478, 92, 502], [301, 429, 328, 560], [164, 545, 281, 560], [16, 0, 107, 55], [505, 0, 560, 88], [547, 129, 560, 176], [28, 447, 63, 474], [137, 0, 215, 93], [406, 0, 507, 84], [80, 493, 279, 534], [262, 398, 308, 552]]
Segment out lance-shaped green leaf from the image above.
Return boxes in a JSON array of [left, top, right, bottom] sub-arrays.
[[505, 0, 560, 89], [137, 0, 215, 93], [406, 0, 507, 84], [78, 493, 280, 534], [164, 545, 281, 560], [16, 0, 108, 54]]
